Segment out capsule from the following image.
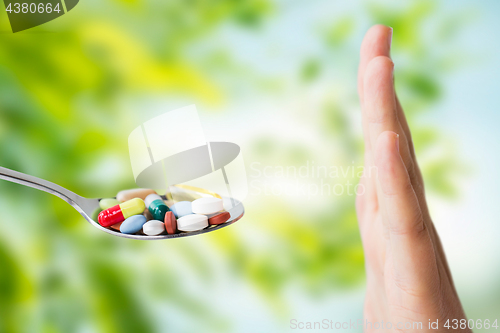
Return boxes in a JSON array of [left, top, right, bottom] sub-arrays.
[[98, 198, 146, 228], [144, 194, 170, 221]]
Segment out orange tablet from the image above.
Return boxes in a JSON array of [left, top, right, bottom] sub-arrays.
[[208, 212, 230, 225], [164, 211, 178, 235]]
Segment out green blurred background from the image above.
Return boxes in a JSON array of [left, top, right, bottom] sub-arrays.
[[1, 0, 499, 332]]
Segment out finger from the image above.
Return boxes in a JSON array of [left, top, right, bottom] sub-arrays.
[[395, 95, 425, 192], [358, 25, 393, 108], [394, 68, 445, 296], [358, 147, 379, 218], [363, 56, 398, 152], [363, 56, 416, 184], [358, 25, 393, 163], [356, 153, 378, 224], [395, 96, 417, 162], [357, 25, 392, 211], [374, 131, 438, 296], [359, 28, 420, 199], [395, 94, 431, 226]]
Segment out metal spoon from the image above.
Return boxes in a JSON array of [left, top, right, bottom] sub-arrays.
[[0, 166, 244, 240]]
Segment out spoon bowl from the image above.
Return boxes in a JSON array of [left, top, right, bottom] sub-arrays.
[[0, 166, 244, 240]]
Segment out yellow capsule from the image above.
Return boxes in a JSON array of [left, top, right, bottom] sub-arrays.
[[120, 198, 146, 219]]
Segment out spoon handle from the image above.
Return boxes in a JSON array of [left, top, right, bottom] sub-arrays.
[[0, 166, 97, 214]]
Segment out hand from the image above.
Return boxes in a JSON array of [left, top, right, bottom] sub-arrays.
[[356, 25, 470, 332]]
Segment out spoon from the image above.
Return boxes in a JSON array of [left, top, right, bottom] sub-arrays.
[[0, 166, 244, 240]]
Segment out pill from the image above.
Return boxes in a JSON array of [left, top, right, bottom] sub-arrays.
[[208, 212, 231, 225], [164, 211, 177, 235], [110, 222, 122, 231], [142, 220, 165, 236], [177, 214, 208, 232], [145, 194, 170, 221], [120, 215, 147, 234], [99, 198, 120, 210], [144, 209, 154, 221], [170, 201, 192, 218], [98, 198, 146, 228], [116, 188, 156, 202], [191, 197, 223, 215]]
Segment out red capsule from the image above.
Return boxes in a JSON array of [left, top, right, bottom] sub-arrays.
[[98, 205, 124, 227], [98, 198, 146, 228]]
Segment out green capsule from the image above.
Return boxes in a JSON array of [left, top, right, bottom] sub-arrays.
[[144, 194, 170, 221]]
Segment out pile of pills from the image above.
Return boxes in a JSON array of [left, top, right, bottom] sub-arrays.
[[95, 188, 231, 236]]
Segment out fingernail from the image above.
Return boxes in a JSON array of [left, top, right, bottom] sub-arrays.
[[395, 134, 400, 152], [388, 27, 393, 49]]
